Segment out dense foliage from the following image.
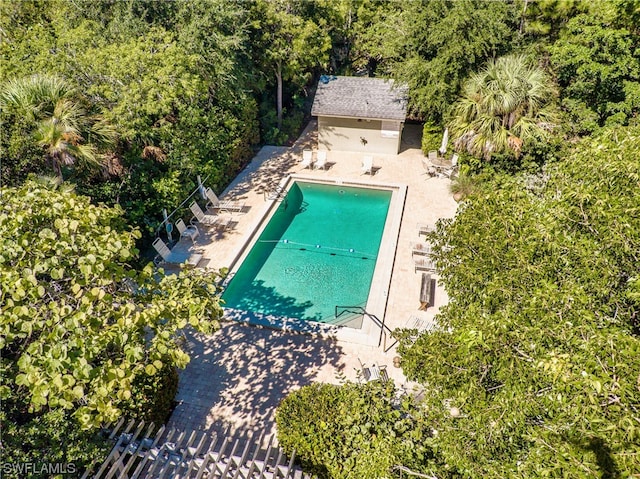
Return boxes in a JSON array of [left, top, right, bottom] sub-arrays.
[[0, 181, 223, 473], [1, 409, 112, 478], [396, 126, 640, 477], [3, 1, 640, 477], [0, 0, 257, 235], [3, 1, 639, 224], [549, 6, 640, 133], [0, 74, 115, 182], [249, 0, 331, 132], [276, 381, 437, 479], [449, 55, 557, 159]]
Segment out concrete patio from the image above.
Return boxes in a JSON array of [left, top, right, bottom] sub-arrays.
[[167, 120, 458, 438]]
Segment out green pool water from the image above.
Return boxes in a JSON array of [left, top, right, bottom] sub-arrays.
[[221, 181, 392, 323]]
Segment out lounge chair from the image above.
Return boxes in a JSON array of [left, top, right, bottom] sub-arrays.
[[408, 315, 439, 332], [314, 150, 327, 170], [410, 241, 433, 256], [422, 157, 437, 176], [405, 315, 439, 341], [361, 155, 373, 175], [190, 201, 224, 229], [152, 237, 202, 267], [414, 256, 437, 273], [204, 188, 245, 214], [417, 223, 435, 236], [175, 218, 199, 244], [358, 359, 389, 383], [301, 149, 313, 169]]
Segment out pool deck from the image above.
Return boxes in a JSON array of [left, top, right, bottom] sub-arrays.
[[167, 120, 458, 438]]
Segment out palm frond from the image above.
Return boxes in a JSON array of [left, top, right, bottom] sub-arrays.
[[0, 74, 73, 120], [448, 54, 558, 159]]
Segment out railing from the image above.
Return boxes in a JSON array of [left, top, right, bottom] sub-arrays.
[[329, 307, 365, 329], [334, 305, 395, 351], [263, 185, 288, 203], [84, 418, 313, 479], [154, 175, 211, 240]]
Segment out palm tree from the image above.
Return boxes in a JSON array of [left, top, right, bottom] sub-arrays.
[[0, 75, 114, 181], [33, 99, 100, 180], [0, 75, 71, 121], [449, 55, 557, 160]]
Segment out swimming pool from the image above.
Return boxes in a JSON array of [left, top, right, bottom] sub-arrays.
[[222, 181, 392, 324]]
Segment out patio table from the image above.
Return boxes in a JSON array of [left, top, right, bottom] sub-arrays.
[[429, 156, 453, 170]]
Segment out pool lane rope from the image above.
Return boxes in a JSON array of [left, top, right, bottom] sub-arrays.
[[259, 239, 377, 260]]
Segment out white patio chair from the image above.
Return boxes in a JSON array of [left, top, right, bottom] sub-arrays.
[[410, 240, 433, 256], [406, 315, 439, 334], [175, 218, 199, 244], [189, 201, 220, 228], [361, 155, 374, 175], [314, 150, 327, 170], [444, 154, 459, 178], [417, 223, 435, 236], [414, 256, 437, 273], [301, 149, 313, 169], [152, 237, 202, 267], [204, 188, 245, 213], [358, 359, 389, 383], [401, 315, 441, 345]]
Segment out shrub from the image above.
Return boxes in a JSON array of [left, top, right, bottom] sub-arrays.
[[449, 172, 477, 201], [421, 122, 442, 155], [276, 381, 434, 479], [124, 365, 180, 426], [0, 408, 111, 479]]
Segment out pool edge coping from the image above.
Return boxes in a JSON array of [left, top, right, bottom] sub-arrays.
[[221, 174, 407, 346]]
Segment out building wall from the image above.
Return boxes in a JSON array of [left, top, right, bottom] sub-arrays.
[[318, 116, 403, 155]]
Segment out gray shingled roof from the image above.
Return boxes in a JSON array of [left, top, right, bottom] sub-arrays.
[[311, 76, 408, 121]]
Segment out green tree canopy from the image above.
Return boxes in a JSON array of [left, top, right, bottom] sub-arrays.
[[397, 126, 640, 477], [549, 8, 640, 133], [249, 0, 331, 130], [276, 381, 437, 479], [0, 1, 259, 237], [0, 74, 115, 181], [521, 0, 590, 40], [449, 54, 558, 160], [356, 0, 518, 121], [0, 180, 223, 428]]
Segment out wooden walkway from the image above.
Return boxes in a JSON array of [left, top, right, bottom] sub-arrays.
[[83, 418, 313, 479]]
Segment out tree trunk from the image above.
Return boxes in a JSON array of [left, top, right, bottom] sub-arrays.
[[519, 0, 528, 34], [52, 156, 63, 182], [276, 61, 283, 131]]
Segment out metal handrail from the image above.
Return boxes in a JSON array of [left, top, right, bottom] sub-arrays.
[[263, 185, 287, 201], [325, 309, 364, 328], [153, 175, 211, 238], [334, 305, 394, 350]]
